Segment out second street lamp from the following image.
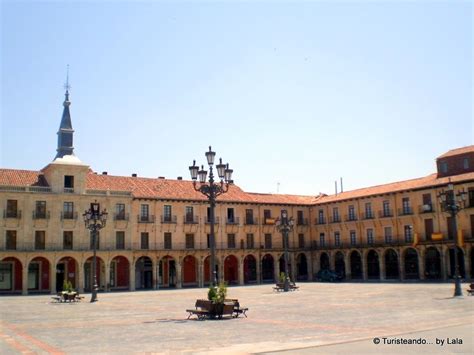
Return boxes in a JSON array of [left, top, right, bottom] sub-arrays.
[[275, 209, 294, 292], [83, 201, 108, 302], [437, 183, 467, 297], [189, 146, 233, 286]]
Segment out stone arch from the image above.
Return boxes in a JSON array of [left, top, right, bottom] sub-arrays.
[[367, 250, 380, 280], [182, 255, 198, 286], [0, 257, 22, 293], [403, 248, 419, 279], [158, 255, 175, 288], [28, 256, 50, 293], [384, 249, 399, 279], [320, 252, 330, 271], [56, 256, 79, 292], [224, 255, 238, 285], [110, 255, 130, 290], [244, 254, 257, 284], [296, 253, 308, 281], [261, 254, 274, 282], [350, 250, 363, 279], [425, 247, 441, 280], [203, 255, 220, 285], [335, 251, 345, 279], [84, 256, 105, 291]]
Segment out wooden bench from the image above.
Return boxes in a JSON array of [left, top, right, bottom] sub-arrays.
[[273, 283, 299, 292], [186, 299, 211, 320], [225, 299, 249, 318], [467, 283, 474, 296]]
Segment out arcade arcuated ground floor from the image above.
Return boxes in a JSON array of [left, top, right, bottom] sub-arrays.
[[0, 243, 472, 295]]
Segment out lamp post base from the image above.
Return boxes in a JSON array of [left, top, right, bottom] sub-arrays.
[[453, 277, 463, 297]]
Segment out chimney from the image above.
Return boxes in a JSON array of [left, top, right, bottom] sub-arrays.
[[158, 176, 165, 179], [132, 173, 137, 177], [102, 171, 108, 175], [177, 176, 182, 180]]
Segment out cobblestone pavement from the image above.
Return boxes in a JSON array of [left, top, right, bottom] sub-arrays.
[[0, 283, 473, 354]]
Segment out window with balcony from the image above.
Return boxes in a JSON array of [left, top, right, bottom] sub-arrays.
[[364, 203, 373, 219], [227, 208, 236, 224], [116, 231, 125, 249], [164, 232, 172, 249], [350, 230, 357, 246], [298, 233, 305, 248], [185, 234, 194, 249], [384, 226, 392, 243], [297, 210, 305, 225], [63, 202, 74, 219], [246, 233, 254, 248], [140, 204, 149, 222], [318, 209, 325, 224], [382, 200, 391, 217], [319, 233, 325, 247], [141, 232, 149, 249], [245, 209, 254, 225], [35, 231, 45, 250], [35, 201, 47, 219], [115, 203, 126, 220], [63, 231, 73, 250], [424, 219, 433, 240], [402, 197, 411, 215], [367, 228, 374, 244], [6, 200, 18, 218], [404, 225, 413, 243], [264, 233, 272, 249], [332, 207, 340, 223], [185, 206, 194, 223], [6, 230, 16, 250], [334, 231, 340, 247], [227, 233, 236, 248], [163, 205, 172, 222], [348, 205, 356, 221]]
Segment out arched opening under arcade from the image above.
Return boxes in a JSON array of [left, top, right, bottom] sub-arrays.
[[350, 251, 363, 279], [384, 249, 399, 279], [335, 252, 345, 279], [425, 247, 441, 280], [203, 256, 219, 285], [367, 250, 380, 280], [244, 255, 257, 284], [296, 253, 308, 281], [56, 257, 78, 292], [0, 257, 22, 293], [320, 253, 330, 271], [448, 247, 466, 279], [279, 255, 292, 281], [110, 256, 130, 290], [182, 255, 198, 286], [404, 248, 419, 279], [28, 257, 50, 293], [261, 254, 274, 283], [224, 255, 238, 285], [84, 256, 105, 292], [159, 255, 175, 288]]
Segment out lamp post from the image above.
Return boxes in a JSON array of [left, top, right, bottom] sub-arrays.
[[437, 183, 467, 297], [189, 146, 233, 287], [83, 201, 108, 302], [275, 210, 294, 292]]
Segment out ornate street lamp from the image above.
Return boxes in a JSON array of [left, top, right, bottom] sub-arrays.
[[83, 201, 108, 302], [275, 210, 294, 292], [437, 183, 467, 297], [189, 146, 233, 286]]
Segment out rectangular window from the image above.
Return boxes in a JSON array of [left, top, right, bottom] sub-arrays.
[[365, 203, 372, 219], [6, 230, 17, 250], [468, 188, 474, 208], [348, 205, 355, 220], [404, 225, 413, 243], [245, 209, 254, 225], [115, 203, 126, 220], [298, 233, 305, 248], [367, 228, 374, 244], [424, 219, 434, 240], [319, 233, 325, 247], [350, 230, 357, 246], [64, 175, 74, 188], [185, 206, 194, 223], [35, 231, 45, 250], [140, 204, 149, 222], [35, 201, 47, 219], [227, 233, 236, 248], [63, 231, 73, 250], [116, 231, 125, 249], [318, 210, 325, 224], [207, 234, 211, 249], [297, 210, 304, 225], [334, 231, 340, 247], [141, 232, 149, 249], [185, 234, 194, 249], [422, 194, 432, 212], [402, 197, 411, 214], [384, 227, 392, 243], [164, 232, 172, 249], [63, 202, 74, 219], [6, 200, 18, 218], [227, 208, 235, 223], [440, 161, 448, 173], [164, 205, 172, 222], [332, 207, 339, 222], [246, 233, 254, 248], [383, 200, 391, 217], [263, 209, 271, 220], [264, 233, 272, 249]]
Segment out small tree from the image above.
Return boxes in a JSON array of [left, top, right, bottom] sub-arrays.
[[207, 282, 227, 304], [62, 280, 73, 292]]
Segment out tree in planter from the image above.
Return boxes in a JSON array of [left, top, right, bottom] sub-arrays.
[[62, 280, 73, 292], [207, 282, 228, 318]]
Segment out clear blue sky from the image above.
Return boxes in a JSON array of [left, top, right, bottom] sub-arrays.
[[1, 0, 472, 196]]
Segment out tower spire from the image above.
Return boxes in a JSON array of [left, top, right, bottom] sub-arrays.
[[55, 66, 75, 159]]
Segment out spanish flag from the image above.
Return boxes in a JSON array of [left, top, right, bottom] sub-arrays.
[[412, 233, 419, 247], [457, 230, 464, 247], [431, 233, 443, 241]]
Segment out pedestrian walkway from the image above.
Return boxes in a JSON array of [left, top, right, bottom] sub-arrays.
[[0, 283, 472, 354]]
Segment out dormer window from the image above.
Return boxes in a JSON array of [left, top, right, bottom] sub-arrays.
[[64, 175, 74, 188], [440, 161, 448, 173]]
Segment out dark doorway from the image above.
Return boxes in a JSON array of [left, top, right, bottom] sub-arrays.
[[56, 263, 65, 292], [335, 252, 345, 279], [425, 247, 441, 279], [448, 247, 465, 279], [320, 253, 330, 271], [350, 251, 363, 279], [385, 249, 399, 279], [404, 248, 419, 279], [367, 250, 380, 280]]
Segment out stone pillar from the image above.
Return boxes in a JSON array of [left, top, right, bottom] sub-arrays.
[[379, 250, 386, 281], [50, 262, 57, 294], [463, 248, 470, 280], [198, 258, 204, 288], [329, 252, 335, 271], [77, 262, 84, 293], [238, 257, 244, 286], [129, 258, 136, 291], [152, 259, 158, 289], [418, 248, 425, 280], [256, 255, 262, 284], [362, 251, 368, 281], [306, 252, 313, 281], [22, 263, 28, 295], [344, 253, 351, 280], [313, 252, 320, 278], [176, 259, 182, 289], [399, 249, 405, 281], [105, 262, 111, 292], [273, 256, 280, 283]]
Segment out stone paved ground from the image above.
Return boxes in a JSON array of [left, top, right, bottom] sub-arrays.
[[0, 283, 473, 354]]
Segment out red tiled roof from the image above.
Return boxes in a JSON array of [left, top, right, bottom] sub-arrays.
[[317, 172, 474, 204], [0, 169, 49, 187], [437, 145, 474, 159]]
